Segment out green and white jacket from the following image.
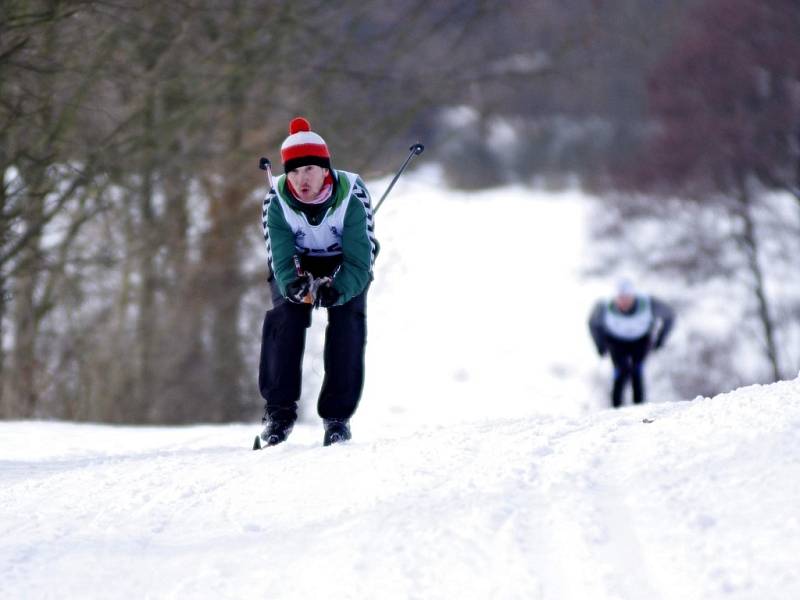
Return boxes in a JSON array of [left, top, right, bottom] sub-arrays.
[[262, 169, 378, 305]]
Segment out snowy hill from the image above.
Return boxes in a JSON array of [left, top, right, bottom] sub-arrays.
[[2, 170, 799, 599], [2, 380, 799, 599]]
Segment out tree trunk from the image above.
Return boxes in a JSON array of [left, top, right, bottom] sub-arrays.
[[0, 153, 6, 415], [135, 93, 159, 422], [0, 269, 5, 416], [11, 172, 44, 417], [155, 166, 207, 423], [205, 0, 249, 422], [737, 183, 782, 382], [202, 178, 248, 422]]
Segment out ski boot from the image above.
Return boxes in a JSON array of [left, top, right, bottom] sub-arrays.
[[253, 419, 294, 450], [323, 418, 351, 446]]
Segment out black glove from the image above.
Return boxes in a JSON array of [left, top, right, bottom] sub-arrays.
[[285, 276, 311, 304], [315, 282, 341, 308], [597, 345, 607, 357]]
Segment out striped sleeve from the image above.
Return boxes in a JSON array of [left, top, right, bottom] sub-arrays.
[[261, 190, 275, 266], [352, 176, 379, 268], [332, 176, 379, 304], [262, 189, 298, 296]]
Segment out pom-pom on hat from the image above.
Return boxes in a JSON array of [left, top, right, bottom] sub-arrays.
[[281, 117, 331, 173]]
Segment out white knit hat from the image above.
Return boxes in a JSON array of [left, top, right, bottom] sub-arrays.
[[616, 278, 636, 297]]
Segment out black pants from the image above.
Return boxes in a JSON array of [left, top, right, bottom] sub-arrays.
[[607, 335, 650, 408], [258, 280, 367, 424]]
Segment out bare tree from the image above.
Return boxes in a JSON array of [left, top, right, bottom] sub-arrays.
[[1, 0, 528, 421], [604, 0, 800, 385], [4, 0, 701, 422]]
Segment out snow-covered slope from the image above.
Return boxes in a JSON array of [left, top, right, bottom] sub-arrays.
[[2, 170, 798, 599], [2, 380, 799, 600]]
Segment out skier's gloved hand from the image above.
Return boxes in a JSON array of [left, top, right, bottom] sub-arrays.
[[315, 281, 341, 308], [597, 345, 607, 357], [286, 275, 312, 304]]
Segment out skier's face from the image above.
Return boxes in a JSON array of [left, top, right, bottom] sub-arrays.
[[615, 294, 635, 311], [287, 165, 329, 202]]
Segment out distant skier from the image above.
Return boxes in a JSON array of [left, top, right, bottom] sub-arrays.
[[588, 279, 675, 408], [256, 117, 378, 448]]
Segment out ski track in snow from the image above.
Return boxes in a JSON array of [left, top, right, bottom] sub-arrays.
[[2, 380, 800, 599]]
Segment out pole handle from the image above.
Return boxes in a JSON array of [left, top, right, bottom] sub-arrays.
[[259, 157, 275, 191]]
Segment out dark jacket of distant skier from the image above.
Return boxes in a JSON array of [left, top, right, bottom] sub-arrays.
[[256, 116, 378, 448], [588, 284, 675, 408]]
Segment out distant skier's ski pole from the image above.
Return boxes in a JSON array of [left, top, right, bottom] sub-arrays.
[[373, 143, 425, 215]]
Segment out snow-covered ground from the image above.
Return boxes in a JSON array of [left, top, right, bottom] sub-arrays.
[[2, 168, 799, 599]]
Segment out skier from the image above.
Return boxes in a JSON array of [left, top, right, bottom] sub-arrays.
[[588, 279, 675, 408], [256, 117, 378, 447]]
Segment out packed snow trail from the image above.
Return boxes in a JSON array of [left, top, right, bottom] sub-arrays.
[[2, 379, 799, 600]]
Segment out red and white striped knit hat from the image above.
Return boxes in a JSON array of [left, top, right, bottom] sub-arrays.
[[280, 117, 331, 173]]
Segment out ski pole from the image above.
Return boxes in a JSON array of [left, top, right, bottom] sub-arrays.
[[373, 143, 425, 215], [258, 156, 275, 191]]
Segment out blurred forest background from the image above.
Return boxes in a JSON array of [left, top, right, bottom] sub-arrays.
[[2, 0, 799, 422]]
